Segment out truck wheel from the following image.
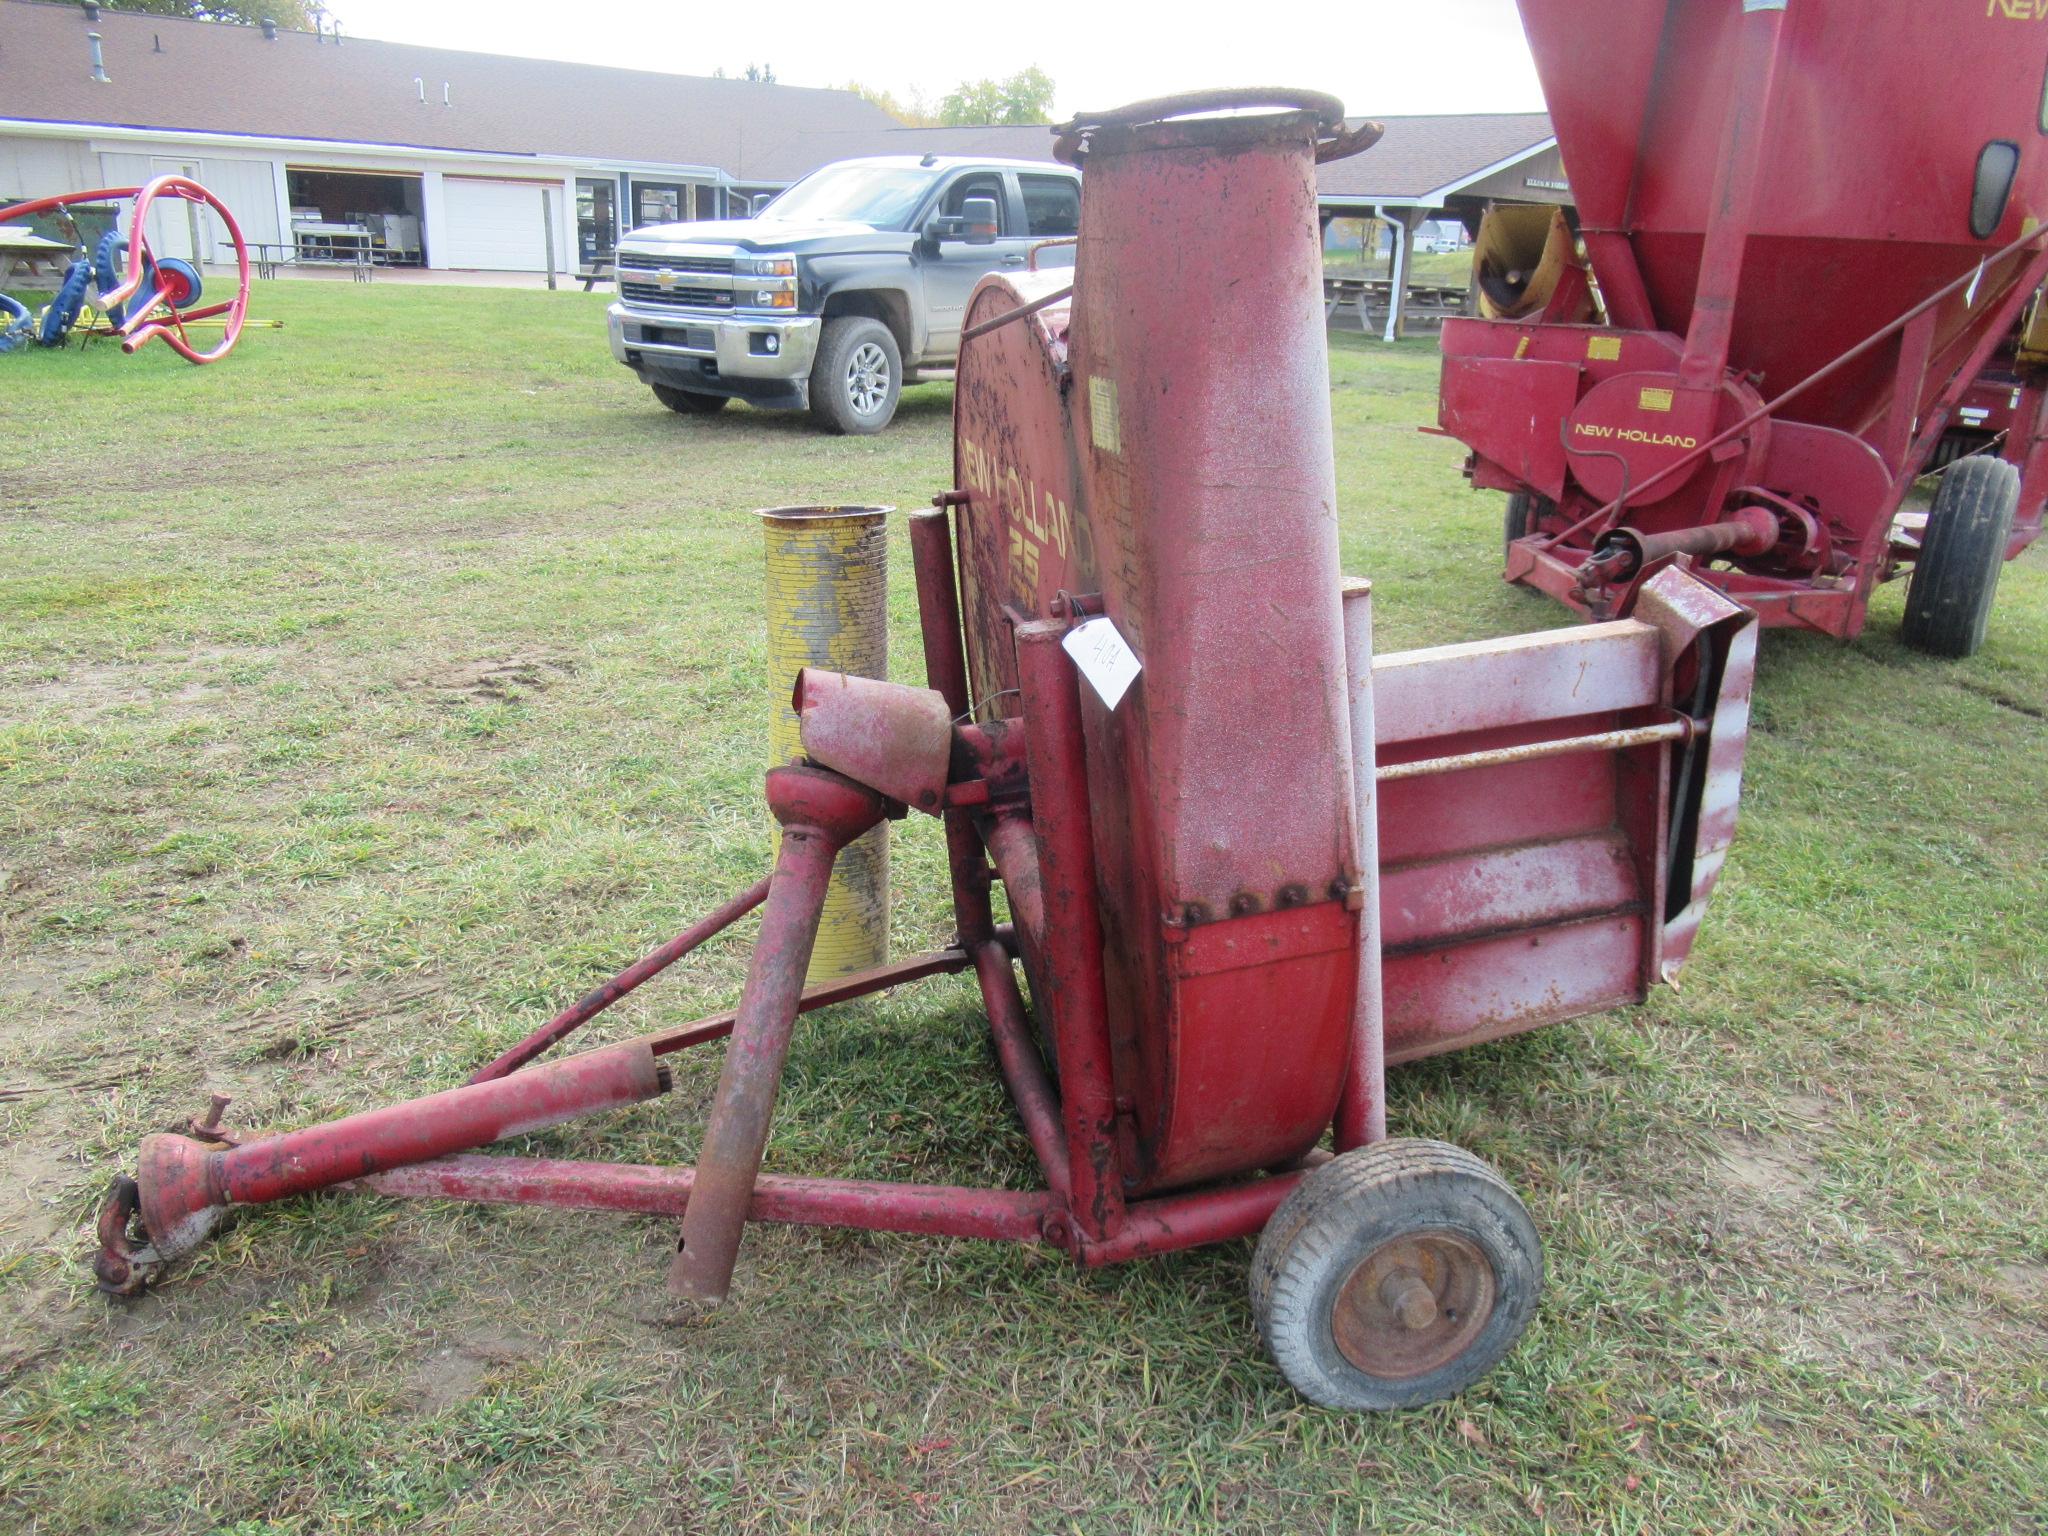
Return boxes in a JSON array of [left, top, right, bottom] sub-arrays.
[[1503, 492, 1552, 567], [1250, 1140, 1542, 1411], [651, 383, 728, 415], [810, 317, 901, 435], [1902, 454, 2019, 659]]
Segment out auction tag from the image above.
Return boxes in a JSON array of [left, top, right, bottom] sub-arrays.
[[1061, 616, 1142, 711]]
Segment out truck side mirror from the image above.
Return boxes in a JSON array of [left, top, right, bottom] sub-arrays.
[[959, 195, 999, 245]]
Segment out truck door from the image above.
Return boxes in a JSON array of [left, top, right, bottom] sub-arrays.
[[920, 170, 1036, 360], [1013, 170, 1081, 268]]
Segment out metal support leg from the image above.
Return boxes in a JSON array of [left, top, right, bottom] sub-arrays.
[[667, 766, 887, 1301], [1013, 622, 1125, 1241]]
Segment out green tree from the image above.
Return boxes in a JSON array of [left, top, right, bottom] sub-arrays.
[[842, 80, 940, 127], [106, 0, 326, 28], [938, 66, 1056, 126]]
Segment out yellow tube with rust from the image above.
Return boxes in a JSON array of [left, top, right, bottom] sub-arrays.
[[760, 505, 891, 982]]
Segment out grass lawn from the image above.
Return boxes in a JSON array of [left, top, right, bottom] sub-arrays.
[[2, 280, 2044, 1535]]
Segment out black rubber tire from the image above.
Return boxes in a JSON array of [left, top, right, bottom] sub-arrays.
[[1923, 430, 1993, 475], [1902, 454, 2019, 659], [1250, 1139, 1542, 1412], [1503, 491, 1551, 564], [651, 383, 729, 415], [809, 316, 902, 435]]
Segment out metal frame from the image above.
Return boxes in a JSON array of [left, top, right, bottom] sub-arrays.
[[91, 96, 1758, 1347]]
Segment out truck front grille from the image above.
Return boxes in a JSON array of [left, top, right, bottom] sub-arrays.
[[616, 251, 735, 276], [619, 280, 735, 310]]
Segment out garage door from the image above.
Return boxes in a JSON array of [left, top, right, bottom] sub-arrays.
[[441, 179, 550, 270]]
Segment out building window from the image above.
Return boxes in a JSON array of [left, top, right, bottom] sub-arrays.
[[634, 183, 683, 227], [576, 178, 616, 267]]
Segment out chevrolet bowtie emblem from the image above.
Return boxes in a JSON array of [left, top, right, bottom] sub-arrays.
[[656, 268, 678, 289]]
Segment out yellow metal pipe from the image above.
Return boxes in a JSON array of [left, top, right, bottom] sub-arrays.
[[760, 505, 892, 982]]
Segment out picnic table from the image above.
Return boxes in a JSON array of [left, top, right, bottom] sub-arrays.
[[1322, 273, 1473, 334], [578, 258, 613, 291], [0, 226, 76, 288], [229, 241, 297, 280]]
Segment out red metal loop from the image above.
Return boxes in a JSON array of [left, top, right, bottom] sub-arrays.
[[0, 177, 251, 365]]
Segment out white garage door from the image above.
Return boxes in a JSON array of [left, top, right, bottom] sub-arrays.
[[441, 179, 549, 270]]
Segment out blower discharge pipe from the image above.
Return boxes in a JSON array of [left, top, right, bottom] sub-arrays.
[[1013, 622, 1123, 1242], [1676, 0, 1787, 391], [761, 506, 892, 981]]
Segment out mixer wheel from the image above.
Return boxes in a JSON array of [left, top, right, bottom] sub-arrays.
[[1251, 1139, 1541, 1411], [1503, 492, 1551, 565], [1902, 453, 2018, 659]]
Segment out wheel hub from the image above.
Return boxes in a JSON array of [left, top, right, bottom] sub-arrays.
[[1331, 1228, 1496, 1379], [847, 342, 890, 415]]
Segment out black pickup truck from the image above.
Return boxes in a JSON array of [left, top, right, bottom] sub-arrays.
[[607, 155, 1082, 434]]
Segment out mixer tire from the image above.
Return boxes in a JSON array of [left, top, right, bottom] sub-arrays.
[[1503, 492, 1551, 567], [1902, 453, 2018, 659], [651, 383, 729, 415], [1251, 1139, 1541, 1411], [810, 316, 901, 435]]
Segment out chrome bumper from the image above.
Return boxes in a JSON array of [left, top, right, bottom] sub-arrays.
[[607, 303, 821, 385]]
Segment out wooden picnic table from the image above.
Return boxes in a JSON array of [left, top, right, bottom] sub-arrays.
[[0, 226, 76, 288], [1322, 273, 1472, 334]]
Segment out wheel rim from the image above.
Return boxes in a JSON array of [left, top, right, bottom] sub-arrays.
[[1331, 1229, 1496, 1379], [846, 341, 891, 415]]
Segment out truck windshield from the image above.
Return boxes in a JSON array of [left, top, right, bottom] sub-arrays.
[[756, 167, 938, 229]]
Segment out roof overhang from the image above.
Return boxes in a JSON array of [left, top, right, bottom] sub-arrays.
[[0, 116, 724, 180], [1317, 135, 1562, 210]]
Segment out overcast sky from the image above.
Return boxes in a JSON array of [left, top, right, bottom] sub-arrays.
[[324, 0, 1546, 119]]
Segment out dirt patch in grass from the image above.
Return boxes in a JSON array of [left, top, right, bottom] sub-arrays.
[[406, 652, 579, 701], [408, 1331, 539, 1415], [0, 975, 448, 1104], [1990, 1261, 2047, 1309], [1712, 1129, 1822, 1205], [0, 1145, 77, 1249]]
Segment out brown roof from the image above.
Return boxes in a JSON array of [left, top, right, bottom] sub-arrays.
[[0, 0, 899, 180], [747, 114, 1561, 204], [740, 123, 1060, 183], [1315, 113, 1555, 202], [2, 4, 1554, 197]]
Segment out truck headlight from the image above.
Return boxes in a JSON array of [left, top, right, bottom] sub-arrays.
[[749, 286, 797, 309], [736, 255, 796, 277]]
